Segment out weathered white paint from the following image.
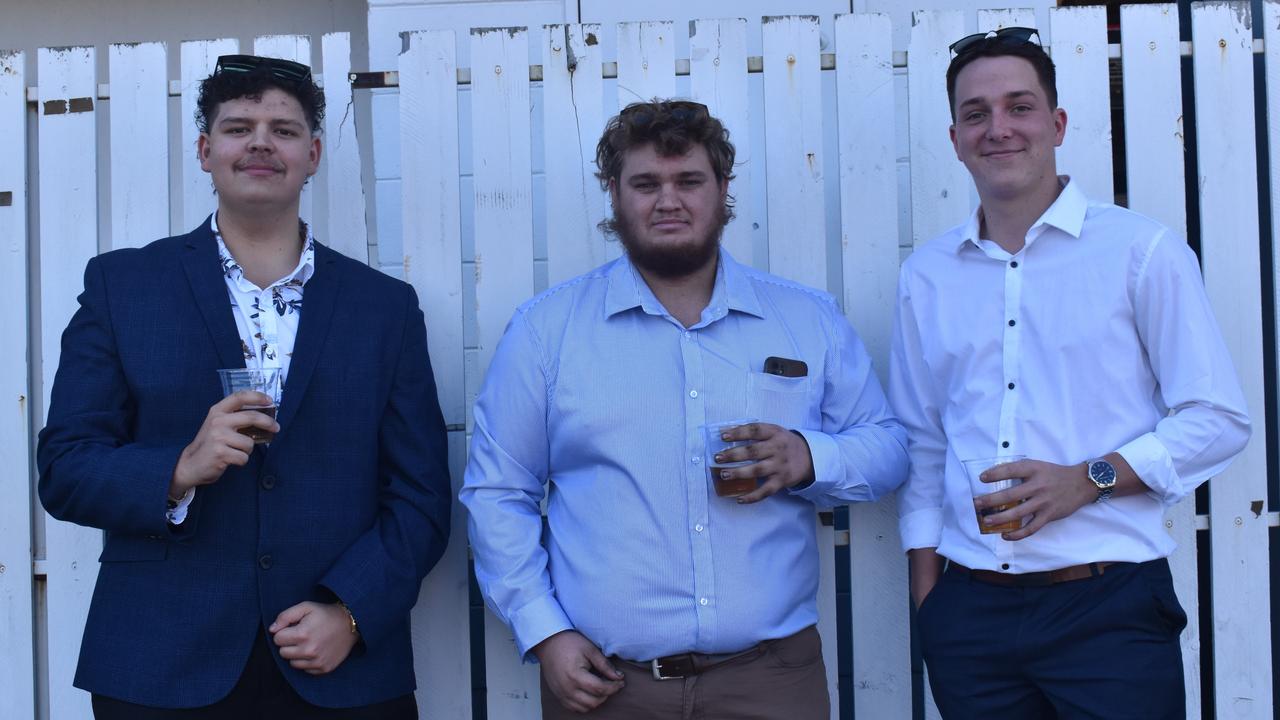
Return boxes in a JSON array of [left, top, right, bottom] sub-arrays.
[[689, 18, 754, 268], [617, 21, 676, 107], [1050, 5, 1113, 201], [321, 32, 370, 264], [38, 44, 99, 720], [399, 29, 472, 720], [976, 7, 1036, 32], [835, 12, 910, 719], [1192, 3, 1273, 718], [470, 26, 541, 717], [543, 23, 608, 285], [761, 15, 825, 289], [253, 35, 315, 227], [108, 41, 169, 249], [1119, 6, 1200, 716], [180, 38, 239, 232], [906, 9, 967, 248], [0, 48, 35, 720]]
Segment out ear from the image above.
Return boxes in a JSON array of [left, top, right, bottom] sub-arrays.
[[608, 176, 619, 205], [307, 135, 322, 176], [1053, 107, 1067, 147], [197, 134, 212, 172], [949, 123, 960, 160]]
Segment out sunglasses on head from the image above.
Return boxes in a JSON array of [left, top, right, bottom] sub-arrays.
[[949, 27, 1042, 58], [214, 54, 313, 86], [619, 100, 710, 127]]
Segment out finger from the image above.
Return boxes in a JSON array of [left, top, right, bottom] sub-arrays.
[[566, 688, 610, 712], [737, 477, 785, 504], [567, 668, 623, 698], [277, 643, 308, 659], [721, 422, 779, 442], [1002, 511, 1047, 541], [981, 460, 1034, 483], [583, 646, 624, 681], [270, 602, 312, 634]]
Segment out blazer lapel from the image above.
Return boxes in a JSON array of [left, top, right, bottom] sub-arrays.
[[181, 219, 244, 370], [275, 241, 341, 433]]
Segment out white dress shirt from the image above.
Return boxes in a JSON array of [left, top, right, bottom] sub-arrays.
[[166, 214, 315, 524], [890, 178, 1250, 572]]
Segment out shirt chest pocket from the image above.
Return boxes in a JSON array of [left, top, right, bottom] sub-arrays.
[[746, 372, 812, 429]]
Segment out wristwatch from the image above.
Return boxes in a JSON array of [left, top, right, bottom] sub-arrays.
[[1086, 458, 1117, 503]]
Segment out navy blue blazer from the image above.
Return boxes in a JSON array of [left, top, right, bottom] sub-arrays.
[[37, 219, 452, 708]]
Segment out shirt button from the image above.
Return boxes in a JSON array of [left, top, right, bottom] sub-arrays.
[[1010, 261, 1019, 268], [1007, 382, 1015, 390], [258, 554, 273, 570], [695, 524, 704, 532], [1008, 319, 1017, 327], [689, 390, 699, 398], [1001, 563, 1010, 570], [692, 456, 702, 465], [261, 474, 276, 490], [683, 331, 692, 339], [699, 598, 708, 606], [1002, 441, 1010, 449]]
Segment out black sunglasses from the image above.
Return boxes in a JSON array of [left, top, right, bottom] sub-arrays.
[[214, 54, 313, 86], [949, 27, 1042, 58], [619, 100, 710, 127]]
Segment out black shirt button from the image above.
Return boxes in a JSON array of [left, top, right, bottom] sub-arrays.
[[1010, 261, 1019, 268], [1008, 319, 1016, 327], [1001, 441, 1010, 448], [1001, 563, 1010, 570], [1008, 382, 1015, 390], [258, 555, 273, 570], [261, 475, 276, 490]]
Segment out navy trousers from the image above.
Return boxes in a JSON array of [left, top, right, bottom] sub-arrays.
[[917, 558, 1187, 719]]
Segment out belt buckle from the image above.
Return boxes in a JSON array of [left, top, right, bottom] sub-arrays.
[[651, 655, 692, 680]]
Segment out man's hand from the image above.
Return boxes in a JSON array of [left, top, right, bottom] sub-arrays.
[[908, 547, 944, 609], [975, 458, 1096, 541], [170, 391, 278, 498], [269, 601, 359, 675], [532, 630, 624, 713], [714, 423, 815, 504]]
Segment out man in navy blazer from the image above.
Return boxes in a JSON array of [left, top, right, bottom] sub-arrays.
[[37, 55, 451, 718]]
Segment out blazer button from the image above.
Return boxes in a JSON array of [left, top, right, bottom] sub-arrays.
[[258, 554, 273, 570], [261, 475, 276, 490]]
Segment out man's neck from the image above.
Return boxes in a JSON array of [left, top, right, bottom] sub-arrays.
[[978, 177, 1064, 255], [216, 205, 305, 289], [634, 258, 718, 329]]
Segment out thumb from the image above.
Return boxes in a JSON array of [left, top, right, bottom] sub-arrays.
[[583, 643, 623, 680], [270, 602, 313, 633]]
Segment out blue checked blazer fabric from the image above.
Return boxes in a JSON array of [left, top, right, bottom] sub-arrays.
[[36, 219, 452, 709]]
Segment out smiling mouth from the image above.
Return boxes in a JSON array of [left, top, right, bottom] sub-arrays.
[[983, 149, 1024, 159]]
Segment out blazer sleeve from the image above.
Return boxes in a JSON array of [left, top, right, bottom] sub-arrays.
[[37, 256, 188, 537], [317, 284, 453, 649]]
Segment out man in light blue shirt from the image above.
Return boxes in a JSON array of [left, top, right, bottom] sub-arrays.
[[461, 99, 908, 719]]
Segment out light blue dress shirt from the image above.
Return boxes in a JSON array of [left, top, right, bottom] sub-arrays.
[[460, 250, 908, 662]]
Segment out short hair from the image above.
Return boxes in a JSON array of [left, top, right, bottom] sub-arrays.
[[594, 99, 736, 229], [946, 38, 1057, 121], [195, 58, 325, 135]]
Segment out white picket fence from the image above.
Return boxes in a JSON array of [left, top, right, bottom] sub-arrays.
[[0, 3, 1276, 719]]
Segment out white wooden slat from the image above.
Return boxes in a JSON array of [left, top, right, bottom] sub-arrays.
[[38, 45, 99, 720], [907, 10, 968, 248], [1050, 6, 1113, 201], [617, 21, 677, 108], [976, 8, 1036, 31], [254, 35, 315, 228], [321, 33, 370, 264], [815, 519, 838, 720], [542, 23, 608, 285], [108, 41, 169, 249], [181, 39, 238, 231], [399, 29, 471, 720], [761, 15, 826, 289], [0, 49, 35, 720], [690, 18, 755, 268], [1119, 6, 1199, 715], [835, 13, 910, 719], [471, 27, 540, 717], [1191, 3, 1273, 718]]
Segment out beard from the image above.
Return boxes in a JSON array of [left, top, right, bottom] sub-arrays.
[[613, 202, 727, 280]]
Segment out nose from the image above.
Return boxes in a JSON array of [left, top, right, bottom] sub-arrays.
[[247, 125, 274, 152], [985, 111, 1013, 141], [654, 182, 681, 210]]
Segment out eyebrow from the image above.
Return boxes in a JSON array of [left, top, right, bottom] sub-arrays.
[[216, 115, 307, 129], [958, 89, 1039, 110], [626, 170, 709, 182]]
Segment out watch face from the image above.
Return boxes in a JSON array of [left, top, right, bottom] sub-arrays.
[[1089, 460, 1117, 488]]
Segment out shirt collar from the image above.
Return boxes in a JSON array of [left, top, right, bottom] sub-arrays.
[[211, 212, 317, 291], [954, 176, 1087, 254], [603, 247, 765, 323]]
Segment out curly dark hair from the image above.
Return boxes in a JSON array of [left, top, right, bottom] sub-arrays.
[[195, 57, 325, 135], [594, 99, 736, 234]]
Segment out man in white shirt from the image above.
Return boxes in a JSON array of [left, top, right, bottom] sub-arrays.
[[889, 27, 1250, 718]]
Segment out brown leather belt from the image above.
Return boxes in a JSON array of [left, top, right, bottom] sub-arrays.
[[948, 560, 1119, 587], [644, 645, 764, 680]]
